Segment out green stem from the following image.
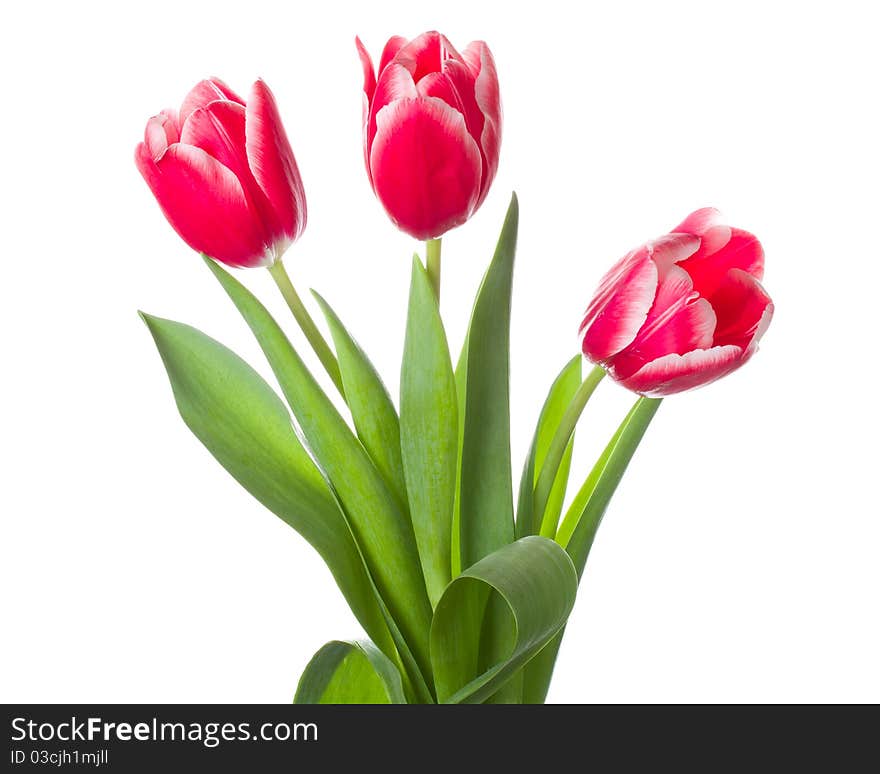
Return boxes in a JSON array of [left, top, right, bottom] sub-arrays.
[[267, 260, 345, 398], [425, 238, 442, 301], [534, 365, 606, 537]]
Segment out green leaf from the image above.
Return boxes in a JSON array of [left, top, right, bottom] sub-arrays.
[[546, 441, 575, 533], [140, 313, 397, 662], [522, 396, 662, 704], [534, 365, 605, 538], [203, 259, 434, 687], [400, 257, 458, 607], [294, 640, 406, 704], [458, 193, 518, 569], [430, 536, 577, 704], [515, 356, 582, 539], [521, 634, 562, 704], [450, 334, 469, 579], [312, 291, 408, 510], [454, 194, 520, 703], [558, 396, 662, 572]]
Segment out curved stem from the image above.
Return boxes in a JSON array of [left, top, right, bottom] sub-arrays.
[[534, 364, 606, 537], [267, 260, 345, 398], [426, 238, 442, 301]]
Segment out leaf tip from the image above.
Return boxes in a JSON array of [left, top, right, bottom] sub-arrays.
[[138, 310, 158, 332], [506, 192, 519, 226], [201, 253, 228, 282], [309, 287, 328, 309]]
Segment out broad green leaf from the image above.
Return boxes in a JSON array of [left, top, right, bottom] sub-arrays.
[[515, 356, 582, 539], [522, 396, 662, 703], [312, 291, 408, 510], [458, 193, 518, 569], [455, 194, 520, 702], [203, 259, 434, 685], [400, 258, 458, 607], [294, 639, 406, 704], [140, 313, 396, 662], [431, 536, 577, 704]]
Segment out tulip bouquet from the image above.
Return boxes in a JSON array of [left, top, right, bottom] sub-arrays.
[[136, 31, 773, 704]]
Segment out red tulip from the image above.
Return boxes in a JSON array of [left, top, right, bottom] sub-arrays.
[[580, 209, 773, 397], [357, 31, 502, 240], [135, 78, 306, 268]]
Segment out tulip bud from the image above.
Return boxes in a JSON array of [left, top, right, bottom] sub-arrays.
[[357, 31, 502, 240], [579, 209, 774, 396], [135, 78, 306, 268]]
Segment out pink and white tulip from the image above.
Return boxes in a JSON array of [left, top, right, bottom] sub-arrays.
[[135, 78, 306, 268], [580, 209, 774, 397], [357, 31, 502, 240]]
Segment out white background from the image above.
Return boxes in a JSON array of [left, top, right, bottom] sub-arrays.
[[2, 0, 878, 703]]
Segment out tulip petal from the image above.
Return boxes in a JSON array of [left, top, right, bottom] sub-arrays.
[[378, 35, 408, 74], [417, 63, 492, 198], [619, 345, 744, 397], [744, 301, 774, 356], [369, 97, 482, 240], [580, 251, 659, 362], [462, 42, 501, 131], [646, 232, 702, 269], [365, 63, 418, 170], [611, 297, 717, 380], [358, 36, 411, 164], [135, 142, 270, 268], [180, 101, 251, 182], [179, 77, 245, 127], [395, 31, 464, 83], [416, 71, 465, 112], [144, 109, 180, 158], [673, 207, 724, 236], [673, 207, 732, 265], [180, 99, 290, 251], [709, 268, 773, 350], [680, 226, 764, 297], [245, 79, 307, 244], [463, 41, 502, 206], [581, 234, 701, 364], [729, 228, 765, 280], [609, 266, 717, 379], [443, 59, 491, 193], [356, 38, 378, 174], [356, 36, 377, 103], [442, 59, 482, 131]]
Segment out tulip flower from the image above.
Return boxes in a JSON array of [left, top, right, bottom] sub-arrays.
[[579, 209, 773, 397], [357, 31, 502, 242], [136, 78, 344, 395], [135, 77, 306, 269]]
